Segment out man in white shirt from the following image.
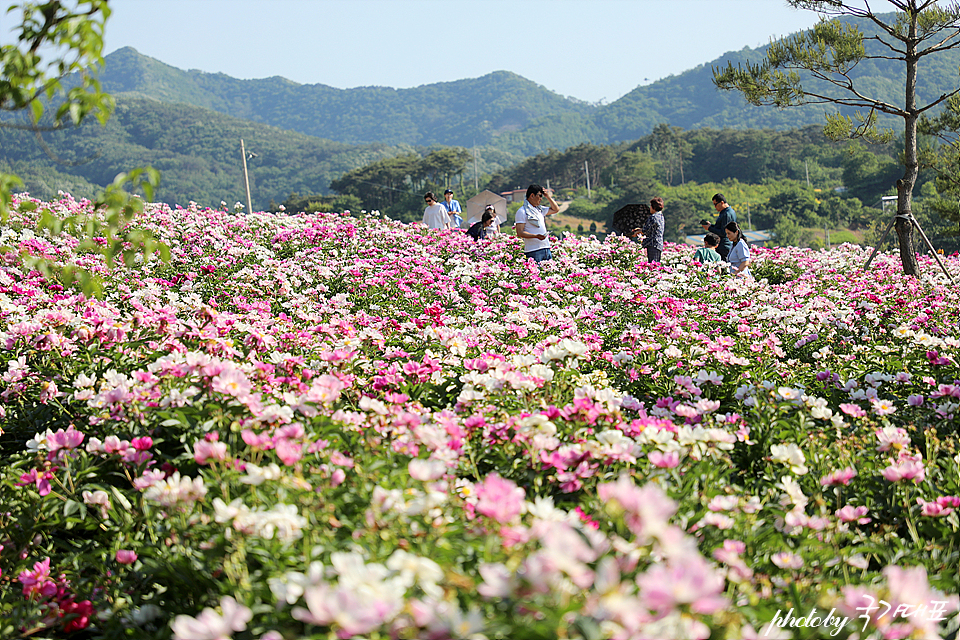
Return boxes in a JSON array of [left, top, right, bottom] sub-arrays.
[[514, 184, 560, 262], [422, 192, 450, 230]]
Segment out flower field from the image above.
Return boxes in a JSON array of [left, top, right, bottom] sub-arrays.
[[1, 194, 959, 640]]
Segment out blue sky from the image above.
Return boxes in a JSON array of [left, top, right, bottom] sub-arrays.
[[101, 0, 823, 104]]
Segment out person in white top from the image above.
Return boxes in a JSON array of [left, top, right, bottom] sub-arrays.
[[422, 192, 450, 230], [514, 184, 560, 262]]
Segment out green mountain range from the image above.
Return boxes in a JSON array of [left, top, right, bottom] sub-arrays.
[[94, 13, 960, 154], [2, 12, 958, 211]]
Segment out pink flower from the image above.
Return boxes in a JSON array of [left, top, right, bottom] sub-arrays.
[[17, 468, 53, 496], [597, 476, 676, 539], [876, 426, 910, 452], [771, 551, 804, 569], [103, 435, 130, 455], [133, 469, 166, 490], [274, 439, 302, 466], [820, 466, 857, 486], [635, 553, 728, 615], [907, 394, 924, 406], [648, 450, 680, 468], [171, 595, 252, 640], [839, 403, 867, 418], [881, 460, 925, 483], [836, 505, 871, 524], [193, 440, 228, 465], [211, 367, 252, 399], [919, 500, 952, 517], [303, 374, 346, 404], [18, 557, 57, 598], [475, 474, 525, 524], [46, 427, 85, 454], [870, 399, 896, 415], [116, 549, 138, 565]]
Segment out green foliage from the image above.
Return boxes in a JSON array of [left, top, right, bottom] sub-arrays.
[[712, 1, 960, 273], [774, 214, 804, 248], [0, 1, 173, 297], [828, 229, 861, 245], [329, 148, 478, 219], [0, 96, 419, 211]]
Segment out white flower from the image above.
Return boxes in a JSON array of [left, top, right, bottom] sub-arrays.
[[770, 443, 809, 475], [26, 429, 53, 452], [386, 549, 444, 598], [250, 504, 308, 543], [409, 458, 446, 481], [144, 472, 208, 508], [82, 489, 111, 518], [240, 462, 283, 485], [778, 476, 808, 510], [268, 570, 314, 605]]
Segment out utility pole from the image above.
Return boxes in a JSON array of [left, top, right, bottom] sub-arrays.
[[584, 160, 591, 199], [241, 139, 253, 214], [473, 146, 479, 191], [805, 160, 811, 188]]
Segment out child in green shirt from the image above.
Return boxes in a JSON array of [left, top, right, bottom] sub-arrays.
[[692, 233, 722, 263]]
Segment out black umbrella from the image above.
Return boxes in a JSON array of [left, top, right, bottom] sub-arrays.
[[610, 203, 652, 236]]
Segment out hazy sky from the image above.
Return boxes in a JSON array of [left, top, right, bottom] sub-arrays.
[[100, 0, 823, 104]]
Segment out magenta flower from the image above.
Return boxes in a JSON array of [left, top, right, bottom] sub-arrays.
[[131, 436, 154, 450], [18, 557, 57, 598], [116, 549, 138, 565], [17, 468, 53, 496]]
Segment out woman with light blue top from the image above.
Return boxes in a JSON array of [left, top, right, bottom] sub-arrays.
[[725, 221, 751, 278]]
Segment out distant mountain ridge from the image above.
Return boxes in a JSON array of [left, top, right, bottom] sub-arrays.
[[99, 47, 594, 154], [97, 12, 960, 153]]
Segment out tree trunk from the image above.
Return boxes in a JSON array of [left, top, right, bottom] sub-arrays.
[[898, 9, 921, 276]]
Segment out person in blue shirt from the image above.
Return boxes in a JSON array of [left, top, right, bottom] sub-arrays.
[[441, 189, 463, 229], [725, 221, 751, 278], [701, 193, 737, 261]]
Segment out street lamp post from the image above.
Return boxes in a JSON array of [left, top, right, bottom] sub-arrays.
[[240, 139, 256, 214]]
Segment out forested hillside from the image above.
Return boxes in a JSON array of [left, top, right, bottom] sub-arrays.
[[97, 47, 595, 156], [91, 12, 960, 153], [0, 96, 479, 211]]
